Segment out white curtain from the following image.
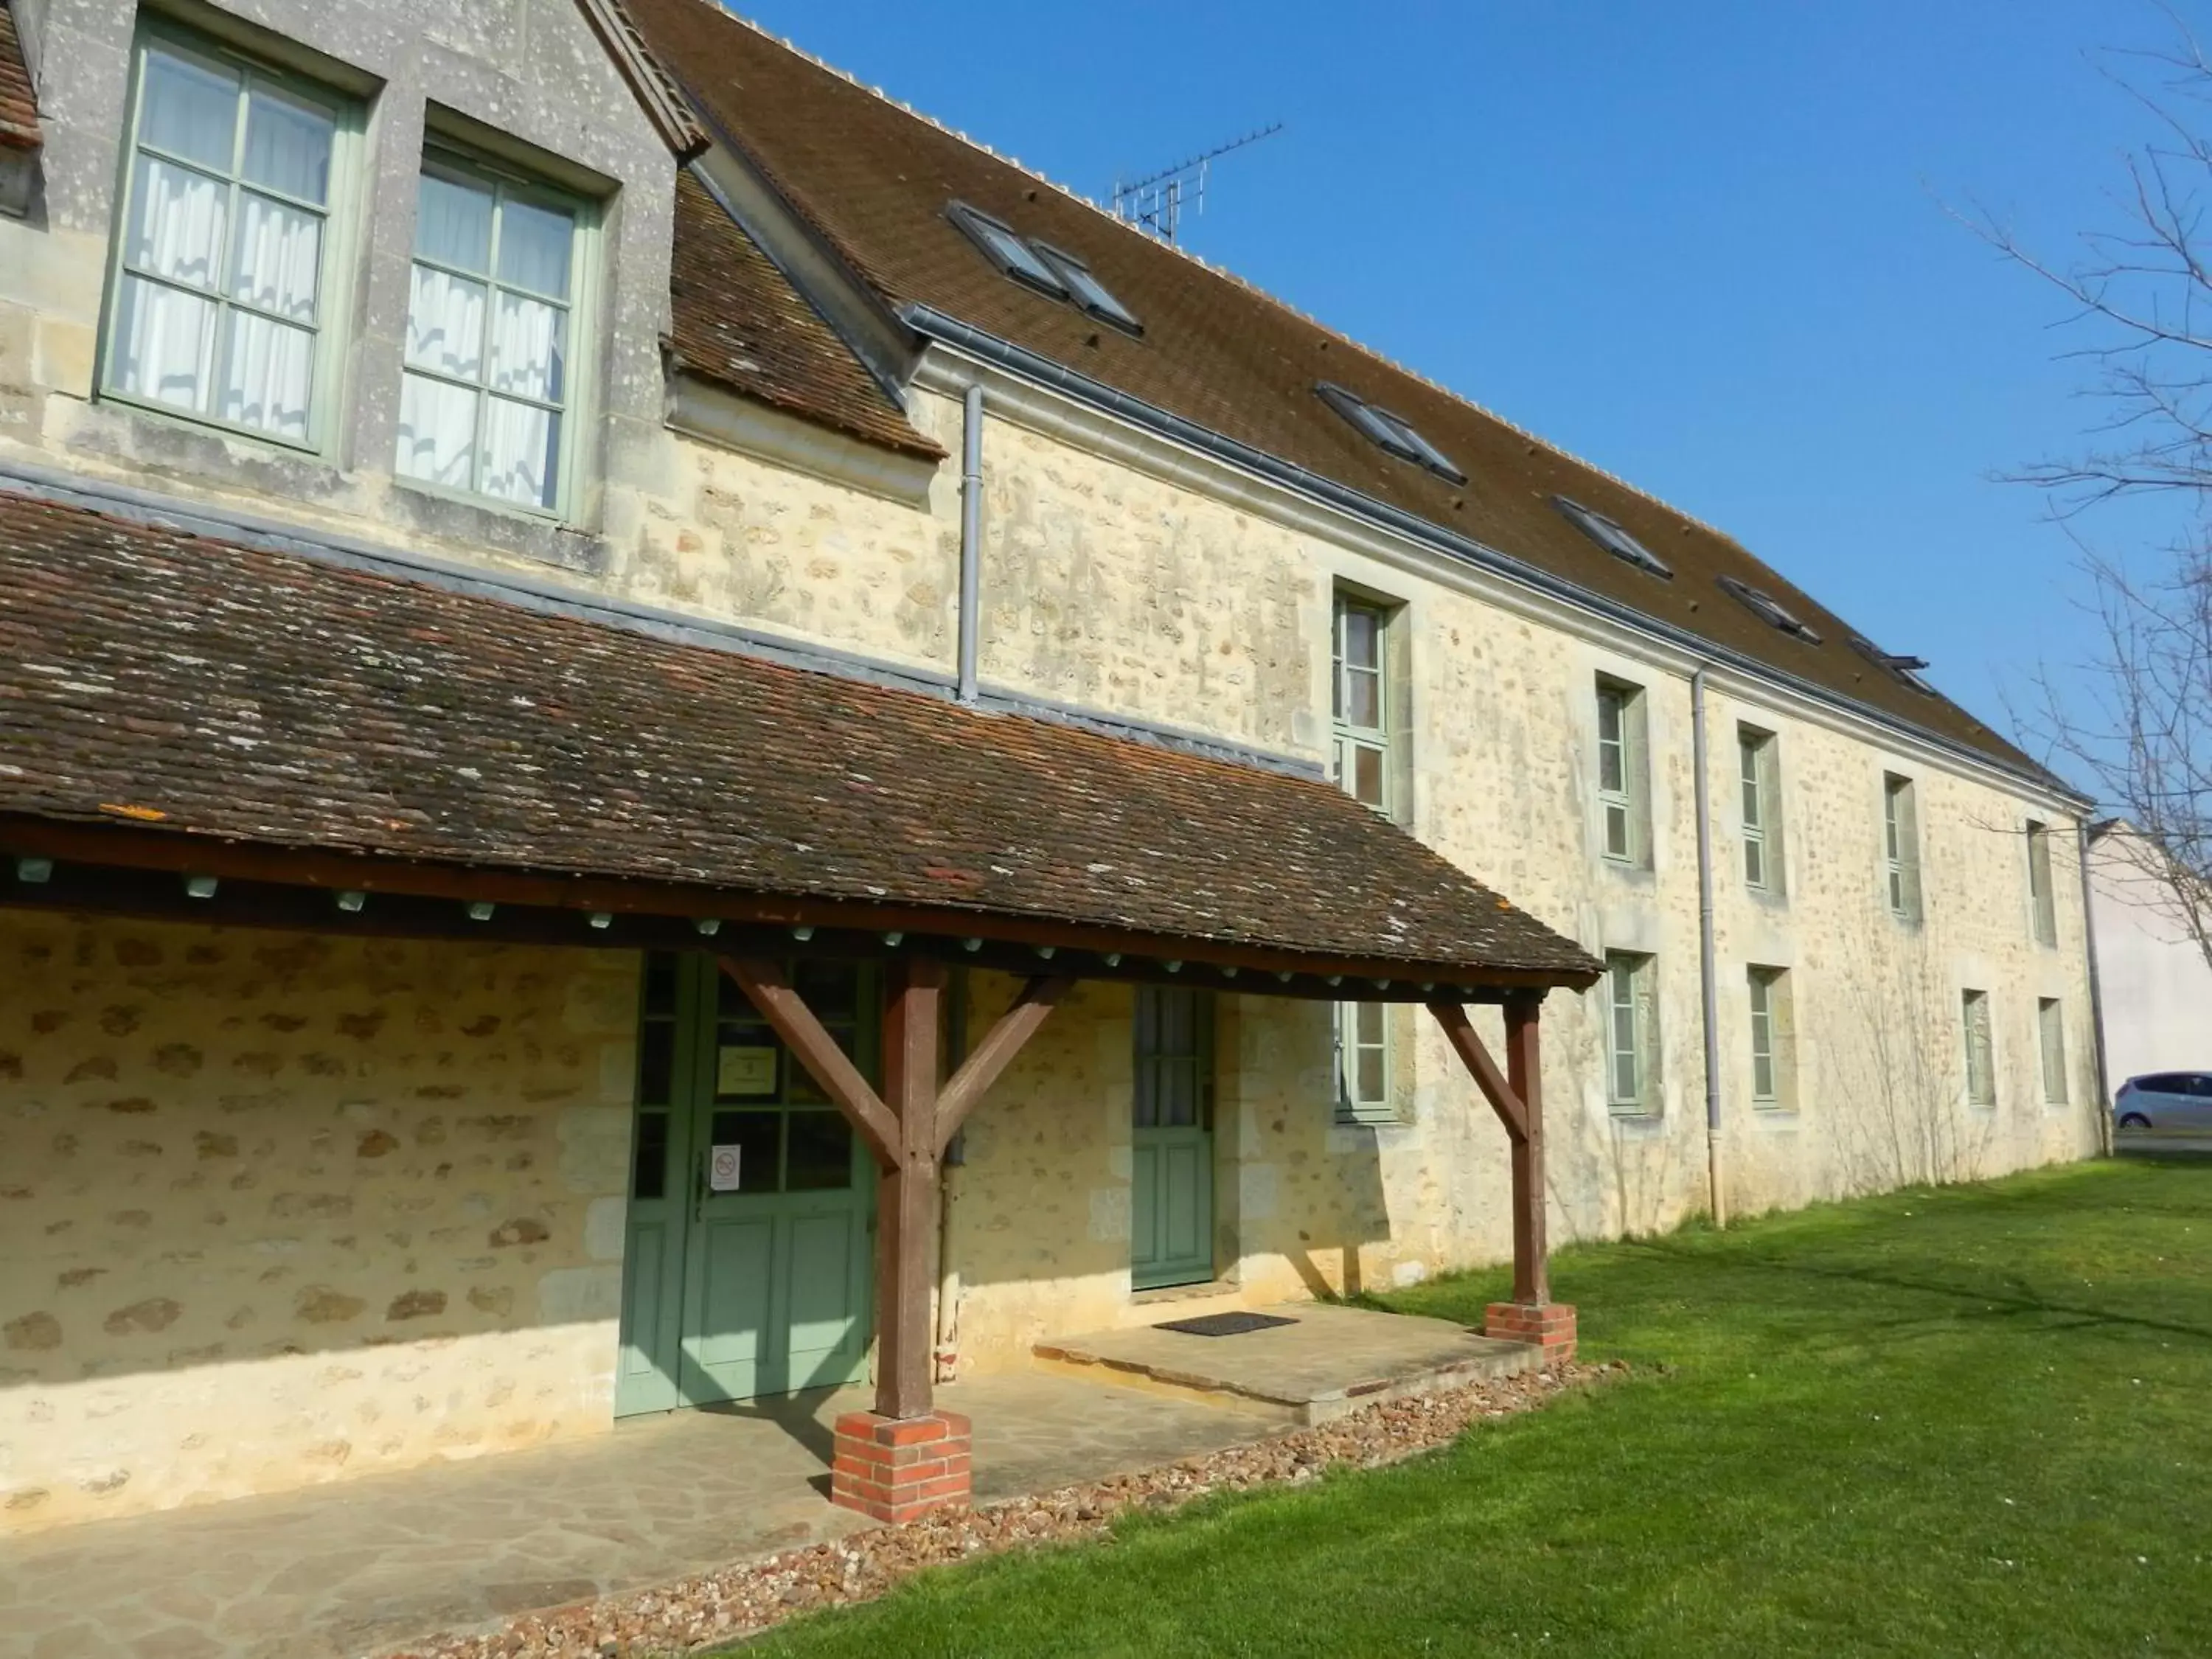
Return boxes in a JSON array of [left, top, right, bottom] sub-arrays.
[[480, 395, 557, 507], [220, 313, 313, 440], [406, 264, 484, 378], [240, 86, 333, 207], [116, 155, 225, 412], [396, 372, 479, 490]]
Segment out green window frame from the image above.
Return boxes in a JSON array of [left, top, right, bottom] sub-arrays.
[[1739, 725, 1784, 894], [1961, 988, 1996, 1107], [1883, 773, 1922, 922], [1335, 1000, 1393, 1126], [98, 21, 361, 453], [1747, 964, 1793, 1111], [1597, 678, 1649, 867], [395, 142, 594, 518], [1604, 950, 1659, 1115], [2025, 821, 2059, 947], [2037, 998, 2068, 1105]]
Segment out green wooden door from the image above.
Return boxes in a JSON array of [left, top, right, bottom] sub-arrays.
[[1131, 988, 1216, 1291], [617, 954, 875, 1415]]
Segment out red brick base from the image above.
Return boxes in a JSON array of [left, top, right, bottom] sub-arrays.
[[830, 1409, 973, 1523], [1484, 1301, 1577, 1366]]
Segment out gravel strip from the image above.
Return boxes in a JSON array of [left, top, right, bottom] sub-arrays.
[[384, 1360, 1619, 1659]]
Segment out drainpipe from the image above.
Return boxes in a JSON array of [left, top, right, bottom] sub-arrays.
[[1691, 666, 1727, 1228], [2078, 821, 2114, 1158], [956, 385, 984, 705], [933, 967, 970, 1382]]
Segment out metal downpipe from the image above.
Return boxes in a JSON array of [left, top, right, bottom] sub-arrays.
[[1692, 667, 1727, 1228], [957, 385, 984, 705]]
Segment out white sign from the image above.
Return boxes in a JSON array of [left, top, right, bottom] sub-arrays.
[[709, 1144, 742, 1192]]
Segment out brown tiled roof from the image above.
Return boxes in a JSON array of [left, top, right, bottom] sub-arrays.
[[669, 171, 940, 459], [0, 1, 38, 150], [626, 0, 2047, 785], [0, 487, 1598, 984]]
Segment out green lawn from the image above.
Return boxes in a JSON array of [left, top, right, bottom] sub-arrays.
[[745, 1156, 2212, 1657]]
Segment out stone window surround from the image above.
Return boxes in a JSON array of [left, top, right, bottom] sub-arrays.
[[31, 0, 672, 577]]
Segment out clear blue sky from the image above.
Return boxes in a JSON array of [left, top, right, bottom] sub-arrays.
[[731, 0, 2188, 757]]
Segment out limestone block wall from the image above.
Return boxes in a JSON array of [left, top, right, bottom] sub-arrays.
[[0, 914, 637, 1535]]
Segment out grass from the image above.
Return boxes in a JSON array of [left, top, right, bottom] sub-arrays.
[[740, 1155, 2212, 1657]]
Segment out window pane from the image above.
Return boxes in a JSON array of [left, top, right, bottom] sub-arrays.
[[1352, 743, 1385, 807], [395, 371, 479, 488], [128, 153, 229, 290], [1744, 837, 1764, 888], [642, 953, 678, 1017], [630, 1110, 669, 1201], [112, 275, 218, 412], [636, 1019, 675, 1106], [1343, 608, 1381, 671], [140, 46, 240, 171], [240, 83, 333, 205], [497, 196, 576, 299], [218, 310, 313, 439], [1753, 1050, 1775, 1102], [481, 396, 559, 507], [1355, 1002, 1385, 1046], [1604, 802, 1631, 860], [406, 264, 487, 378], [490, 291, 566, 402], [1355, 1045, 1386, 1104], [230, 191, 321, 321], [1598, 689, 1622, 745], [1343, 664, 1381, 730], [707, 1109, 782, 1193], [417, 168, 495, 271], [791, 959, 862, 1023], [785, 1110, 854, 1192]]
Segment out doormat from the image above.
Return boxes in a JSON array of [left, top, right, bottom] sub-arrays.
[[1153, 1311, 1300, 1338]]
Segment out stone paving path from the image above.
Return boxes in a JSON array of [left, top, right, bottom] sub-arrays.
[[0, 1373, 1282, 1659]]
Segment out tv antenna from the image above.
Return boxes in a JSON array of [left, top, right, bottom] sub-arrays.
[[1110, 122, 1283, 244]]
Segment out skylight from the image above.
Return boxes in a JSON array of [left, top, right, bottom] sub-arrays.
[[1315, 382, 1467, 484], [1849, 634, 1935, 692], [1718, 576, 1823, 645], [1035, 245, 1141, 333], [1552, 496, 1672, 578], [946, 202, 1142, 333]]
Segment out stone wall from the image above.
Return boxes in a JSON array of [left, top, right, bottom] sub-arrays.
[[0, 913, 637, 1534]]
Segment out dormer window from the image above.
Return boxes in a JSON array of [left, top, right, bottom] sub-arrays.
[[1554, 496, 1672, 578], [1849, 634, 1935, 693], [1718, 576, 1823, 644], [947, 202, 1141, 331], [1315, 382, 1466, 484]]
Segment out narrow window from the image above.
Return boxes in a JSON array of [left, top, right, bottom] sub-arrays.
[[1747, 966, 1794, 1111], [1604, 951, 1659, 1114], [2038, 998, 2067, 1105], [2025, 821, 2058, 947], [1739, 726, 1783, 894], [1334, 1000, 1394, 1125], [1597, 678, 1649, 867], [1883, 773, 1921, 922], [102, 27, 350, 447], [1961, 989, 1996, 1107], [397, 149, 585, 514]]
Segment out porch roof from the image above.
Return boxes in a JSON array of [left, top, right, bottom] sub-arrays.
[[0, 485, 1598, 995]]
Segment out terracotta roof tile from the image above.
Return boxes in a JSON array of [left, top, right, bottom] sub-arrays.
[[626, 0, 2049, 785], [669, 171, 940, 459], [0, 2, 38, 150], [0, 487, 1597, 984]]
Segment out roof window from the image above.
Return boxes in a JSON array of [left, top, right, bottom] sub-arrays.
[[1850, 634, 1935, 693], [947, 201, 1141, 333], [1718, 576, 1823, 645], [1553, 497, 1672, 578], [1034, 244, 1141, 334], [1315, 382, 1467, 484]]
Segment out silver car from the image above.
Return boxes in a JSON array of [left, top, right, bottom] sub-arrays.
[[2114, 1072, 2212, 1131]]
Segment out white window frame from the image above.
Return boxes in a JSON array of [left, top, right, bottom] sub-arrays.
[[1883, 773, 1922, 922], [1961, 989, 1997, 1107], [97, 20, 362, 456], [1747, 965, 1794, 1112], [1596, 678, 1650, 869], [1334, 1000, 1394, 1126], [395, 139, 597, 521], [1739, 725, 1784, 895], [2037, 998, 2068, 1105], [1604, 950, 1660, 1116], [2025, 821, 2059, 947]]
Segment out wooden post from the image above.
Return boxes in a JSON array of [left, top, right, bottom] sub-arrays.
[[877, 956, 943, 1421], [1503, 992, 1548, 1307]]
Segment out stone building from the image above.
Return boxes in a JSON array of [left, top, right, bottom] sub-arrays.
[[0, 0, 2099, 1534]]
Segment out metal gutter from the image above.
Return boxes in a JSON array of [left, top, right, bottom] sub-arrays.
[[1691, 666, 1727, 1227], [900, 303, 2091, 812], [958, 383, 984, 704]]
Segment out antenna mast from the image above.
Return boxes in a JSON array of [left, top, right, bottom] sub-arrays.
[[1111, 122, 1283, 243]]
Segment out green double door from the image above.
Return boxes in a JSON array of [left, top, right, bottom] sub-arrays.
[[617, 954, 876, 1416], [1130, 987, 1217, 1291]]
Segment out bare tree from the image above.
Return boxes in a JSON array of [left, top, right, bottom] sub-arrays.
[[1968, 14, 2212, 973]]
